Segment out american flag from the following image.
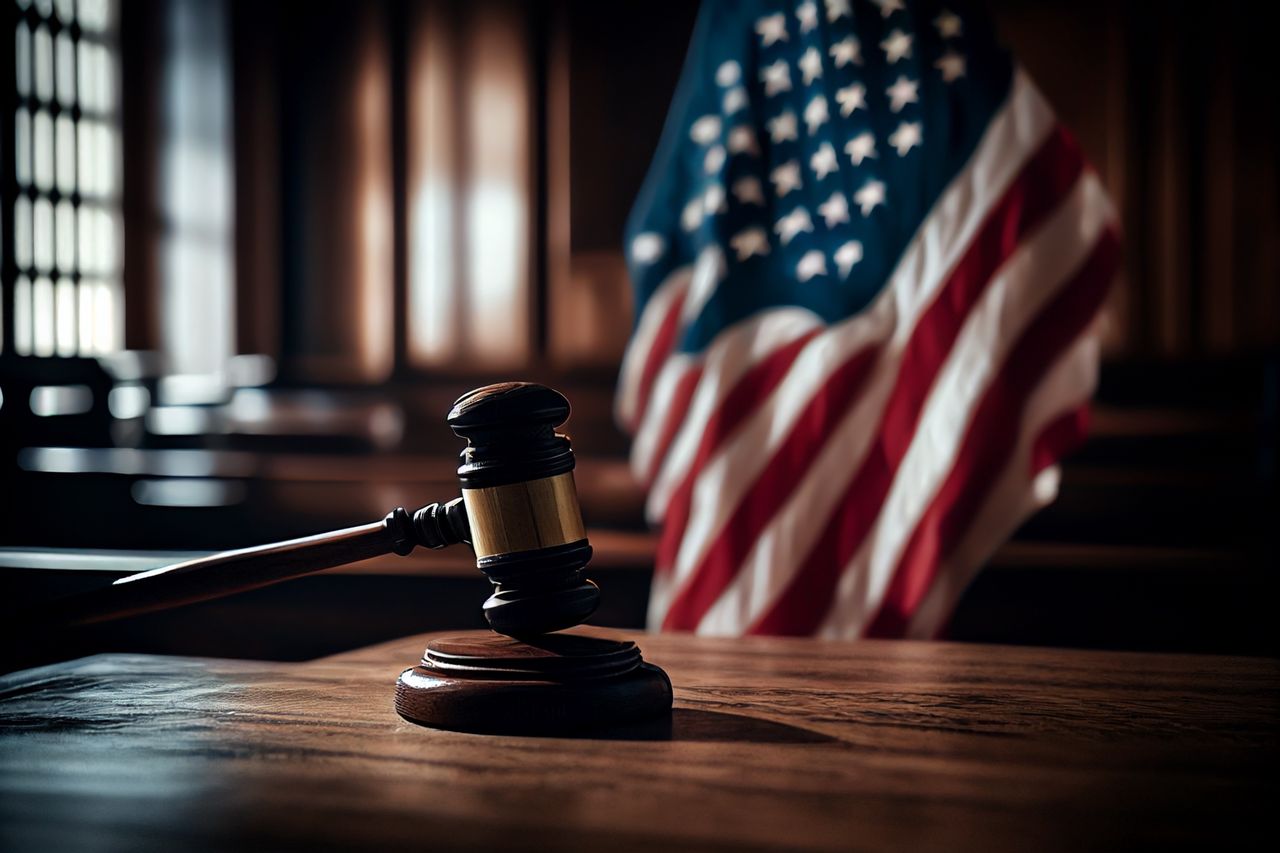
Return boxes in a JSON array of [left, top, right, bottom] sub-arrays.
[[616, 0, 1120, 638]]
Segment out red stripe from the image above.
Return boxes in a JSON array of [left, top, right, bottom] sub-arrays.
[[653, 329, 821, 574], [630, 291, 687, 432], [864, 230, 1120, 638], [746, 127, 1085, 637], [1031, 404, 1090, 475], [661, 346, 880, 630], [929, 402, 1091, 642], [642, 366, 704, 487]]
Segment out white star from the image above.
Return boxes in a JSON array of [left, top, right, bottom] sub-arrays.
[[681, 196, 705, 231], [874, 0, 905, 17], [799, 47, 823, 86], [727, 125, 759, 156], [796, 250, 828, 282], [755, 13, 788, 47], [704, 145, 726, 174], [825, 0, 851, 22], [880, 29, 913, 64], [761, 60, 792, 97], [770, 160, 804, 197], [854, 179, 886, 216], [934, 10, 963, 39], [803, 95, 829, 134], [835, 240, 864, 276], [690, 115, 721, 145], [836, 83, 867, 116], [829, 36, 862, 68], [767, 111, 799, 143], [716, 61, 742, 87], [703, 183, 727, 213], [888, 120, 922, 156], [732, 176, 766, 206], [935, 51, 966, 83], [774, 207, 814, 245], [631, 233, 665, 265], [810, 143, 839, 180], [796, 1, 818, 33], [730, 227, 770, 261], [845, 131, 877, 165], [818, 191, 850, 227], [723, 86, 749, 114], [886, 76, 919, 112]]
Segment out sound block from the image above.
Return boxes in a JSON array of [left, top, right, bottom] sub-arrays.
[[395, 629, 672, 735]]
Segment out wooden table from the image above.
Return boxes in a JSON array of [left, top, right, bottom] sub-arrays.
[[1, 632, 1275, 851]]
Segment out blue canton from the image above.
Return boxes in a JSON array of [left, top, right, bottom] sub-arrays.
[[626, 0, 1014, 355]]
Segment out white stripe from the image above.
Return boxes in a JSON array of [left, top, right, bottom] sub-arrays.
[[631, 354, 699, 482], [615, 265, 692, 429], [700, 170, 1110, 636], [815, 175, 1113, 639], [644, 308, 824, 524], [653, 69, 1056, 626], [903, 327, 1102, 639]]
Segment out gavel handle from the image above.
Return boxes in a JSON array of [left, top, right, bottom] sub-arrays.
[[38, 499, 471, 629]]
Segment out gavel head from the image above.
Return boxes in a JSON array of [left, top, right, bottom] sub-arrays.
[[447, 382, 600, 637]]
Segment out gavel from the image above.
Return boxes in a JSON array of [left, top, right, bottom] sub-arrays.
[[40, 382, 600, 638]]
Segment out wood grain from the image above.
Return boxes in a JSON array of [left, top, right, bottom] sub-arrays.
[[1, 633, 1275, 852]]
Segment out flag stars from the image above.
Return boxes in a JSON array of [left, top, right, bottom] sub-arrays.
[[796, 250, 828, 282], [934, 10, 963, 39], [825, 0, 851, 22], [810, 143, 839, 180], [704, 145, 727, 174], [723, 86, 749, 114], [774, 207, 814, 244], [771, 160, 804, 196], [703, 183, 727, 214], [835, 240, 864, 276], [756, 13, 788, 47], [818, 191, 850, 227], [716, 61, 742, 87], [880, 29, 913, 64], [732, 176, 766, 205], [886, 76, 919, 112], [631, 233, 665, 265], [836, 83, 867, 116], [730, 226, 770, 261], [690, 115, 722, 145], [854, 179, 886, 216], [727, 126, 759, 156], [767, 111, 799, 143], [829, 36, 862, 68], [935, 51, 966, 83], [796, 1, 818, 33], [799, 47, 823, 86], [681, 197, 705, 231], [761, 60, 793, 97], [888, 120, 922, 156], [874, 0, 905, 17], [804, 95, 830, 134], [845, 131, 877, 165]]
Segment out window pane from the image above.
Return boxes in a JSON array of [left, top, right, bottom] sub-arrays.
[[77, 205, 96, 273], [33, 110, 53, 190], [16, 22, 32, 98], [34, 26, 52, 103], [56, 31, 75, 107], [56, 114, 75, 193], [15, 196, 34, 270], [14, 276, 33, 356], [56, 278, 77, 356], [33, 197, 54, 273], [55, 0, 76, 23], [78, 0, 114, 34], [15, 108, 32, 186], [33, 276, 55, 357], [78, 278, 96, 353], [56, 199, 76, 272]]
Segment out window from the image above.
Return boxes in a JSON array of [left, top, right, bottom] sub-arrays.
[[9, 0, 123, 357]]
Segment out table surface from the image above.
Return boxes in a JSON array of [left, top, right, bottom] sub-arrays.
[[1, 631, 1276, 852]]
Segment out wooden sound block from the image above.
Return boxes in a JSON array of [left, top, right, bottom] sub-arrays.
[[395, 628, 673, 735]]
